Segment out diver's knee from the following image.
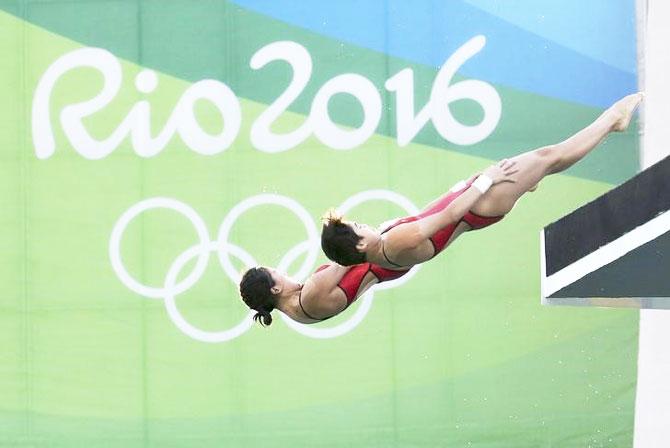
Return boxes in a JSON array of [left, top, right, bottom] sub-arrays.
[[534, 145, 562, 174]]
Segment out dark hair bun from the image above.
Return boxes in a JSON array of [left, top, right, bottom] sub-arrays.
[[253, 310, 273, 327]]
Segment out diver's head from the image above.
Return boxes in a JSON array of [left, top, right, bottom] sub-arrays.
[[321, 209, 379, 266], [239, 266, 281, 326]]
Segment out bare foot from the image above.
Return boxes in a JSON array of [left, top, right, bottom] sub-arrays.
[[611, 92, 644, 132]]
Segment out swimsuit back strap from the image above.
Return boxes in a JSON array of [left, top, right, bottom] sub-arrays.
[[381, 240, 409, 268], [298, 288, 326, 321]]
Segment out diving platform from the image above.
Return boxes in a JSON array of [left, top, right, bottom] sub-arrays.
[[541, 155, 670, 308]]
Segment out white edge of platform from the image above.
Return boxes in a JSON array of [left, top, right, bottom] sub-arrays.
[[541, 210, 670, 301]]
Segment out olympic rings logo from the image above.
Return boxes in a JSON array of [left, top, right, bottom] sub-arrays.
[[109, 191, 420, 342]]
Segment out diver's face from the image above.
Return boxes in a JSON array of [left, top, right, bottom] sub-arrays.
[[348, 221, 380, 251], [261, 266, 289, 294], [262, 266, 280, 282]]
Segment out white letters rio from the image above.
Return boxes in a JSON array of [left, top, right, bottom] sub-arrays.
[[34, 36, 500, 159], [109, 192, 421, 342]]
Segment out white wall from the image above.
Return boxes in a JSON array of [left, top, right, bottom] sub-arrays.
[[634, 0, 670, 446]]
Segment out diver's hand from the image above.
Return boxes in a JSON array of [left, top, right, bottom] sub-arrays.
[[482, 159, 518, 185]]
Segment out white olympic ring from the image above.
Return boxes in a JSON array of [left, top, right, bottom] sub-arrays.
[[109, 191, 419, 342]]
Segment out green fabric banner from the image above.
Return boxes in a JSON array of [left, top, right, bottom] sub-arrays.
[[0, 2, 639, 446]]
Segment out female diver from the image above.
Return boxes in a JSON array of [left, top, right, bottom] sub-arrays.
[[239, 93, 643, 326]]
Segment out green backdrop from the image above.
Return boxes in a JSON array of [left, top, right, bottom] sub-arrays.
[[0, 1, 639, 446]]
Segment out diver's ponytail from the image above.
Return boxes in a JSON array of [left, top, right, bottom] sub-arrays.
[[253, 309, 273, 327]]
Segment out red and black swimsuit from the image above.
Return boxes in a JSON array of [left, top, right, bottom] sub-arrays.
[[299, 179, 504, 321], [381, 179, 503, 267], [299, 263, 409, 321]]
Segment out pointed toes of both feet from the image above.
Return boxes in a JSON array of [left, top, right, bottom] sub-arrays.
[[629, 92, 644, 109], [623, 92, 644, 107], [612, 93, 644, 131]]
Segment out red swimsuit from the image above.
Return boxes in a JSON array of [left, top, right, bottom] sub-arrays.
[[299, 263, 409, 321], [299, 179, 503, 321], [380, 179, 503, 266]]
